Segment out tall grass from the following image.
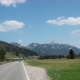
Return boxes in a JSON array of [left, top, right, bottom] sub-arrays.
[[25, 59, 80, 80]]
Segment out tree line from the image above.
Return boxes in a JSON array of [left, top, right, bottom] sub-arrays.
[[39, 49, 77, 59], [0, 48, 79, 61]]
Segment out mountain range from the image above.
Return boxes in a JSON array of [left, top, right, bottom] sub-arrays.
[[11, 42, 21, 48], [10, 41, 80, 56], [26, 41, 80, 56], [0, 41, 38, 57]]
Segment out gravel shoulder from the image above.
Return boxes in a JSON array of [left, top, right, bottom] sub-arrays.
[[25, 65, 50, 80]]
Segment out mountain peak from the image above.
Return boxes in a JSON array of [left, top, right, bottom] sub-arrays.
[[11, 42, 21, 47], [49, 41, 58, 44]]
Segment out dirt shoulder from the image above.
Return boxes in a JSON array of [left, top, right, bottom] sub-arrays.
[[25, 65, 50, 80]]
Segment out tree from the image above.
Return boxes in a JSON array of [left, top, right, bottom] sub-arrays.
[[0, 49, 6, 62], [69, 49, 75, 59]]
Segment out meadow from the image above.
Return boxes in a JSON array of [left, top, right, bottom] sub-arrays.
[[25, 59, 80, 80]]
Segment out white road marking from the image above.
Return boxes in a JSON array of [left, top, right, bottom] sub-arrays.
[[22, 61, 30, 80]]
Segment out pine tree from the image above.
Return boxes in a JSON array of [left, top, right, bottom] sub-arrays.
[[0, 49, 5, 62], [69, 49, 75, 59]]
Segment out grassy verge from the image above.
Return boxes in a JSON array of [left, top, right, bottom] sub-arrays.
[[25, 59, 80, 80], [0, 52, 21, 64], [5, 52, 20, 62]]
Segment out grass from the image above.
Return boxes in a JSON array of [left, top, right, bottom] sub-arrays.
[[0, 52, 25, 65], [0, 53, 11, 64], [5, 52, 21, 62], [0, 52, 20, 63], [5, 52, 19, 59], [25, 59, 80, 80]]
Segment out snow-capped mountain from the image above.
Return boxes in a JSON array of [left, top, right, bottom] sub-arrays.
[[26, 41, 80, 55], [49, 41, 58, 44]]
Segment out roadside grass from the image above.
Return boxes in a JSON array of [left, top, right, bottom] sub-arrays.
[[0, 52, 26, 65], [25, 59, 80, 80], [5, 52, 19, 59], [5, 52, 27, 62], [0, 52, 13, 64]]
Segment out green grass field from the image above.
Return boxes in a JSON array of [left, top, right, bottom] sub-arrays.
[[25, 59, 80, 80], [0, 52, 24, 65], [5, 52, 21, 62], [5, 52, 27, 62], [5, 52, 19, 59]]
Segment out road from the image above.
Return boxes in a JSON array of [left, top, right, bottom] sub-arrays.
[[0, 61, 29, 80]]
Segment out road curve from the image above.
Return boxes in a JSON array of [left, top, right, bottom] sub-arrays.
[[0, 61, 28, 80]]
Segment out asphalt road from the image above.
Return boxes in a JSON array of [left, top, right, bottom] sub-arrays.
[[0, 61, 29, 80]]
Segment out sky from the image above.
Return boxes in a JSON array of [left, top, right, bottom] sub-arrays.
[[0, 0, 80, 48]]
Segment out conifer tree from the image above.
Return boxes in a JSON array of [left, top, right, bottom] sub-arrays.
[[69, 49, 75, 59], [0, 49, 5, 62]]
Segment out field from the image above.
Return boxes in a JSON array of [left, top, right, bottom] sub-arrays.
[[25, 59, 80, 80]]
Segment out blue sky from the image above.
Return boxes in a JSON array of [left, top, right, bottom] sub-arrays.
[[0, 0, 80, 48]]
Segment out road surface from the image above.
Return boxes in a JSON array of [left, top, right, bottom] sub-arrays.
[[0, 61, 29, 80]]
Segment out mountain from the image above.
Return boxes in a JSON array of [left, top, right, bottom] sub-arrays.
[[0, 40, 38, 57], [10, 42, 21, 48], [26, 41, 80, 55]]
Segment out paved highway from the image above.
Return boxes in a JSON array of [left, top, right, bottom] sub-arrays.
[[0, 61, 29, 80]]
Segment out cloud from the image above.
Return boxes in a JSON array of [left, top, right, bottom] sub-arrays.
[[47, 16, 80, 26], [71, 30, 80, 37], [0, 0, 26, 7], [17, 40, 23, 44], [71, 30, 80, 34], [0, 20, 24, 32]]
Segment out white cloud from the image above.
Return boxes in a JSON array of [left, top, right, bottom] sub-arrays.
[[0, 0, 26, 7], [17, 40, 23, 44], [71, 30, 80, 34], [0, 20, 24, 32], [47, 16, 80, 26], [71, 30, 80, 37]]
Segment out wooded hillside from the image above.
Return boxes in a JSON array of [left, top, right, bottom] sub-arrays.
[[0, 41, 38, 57]]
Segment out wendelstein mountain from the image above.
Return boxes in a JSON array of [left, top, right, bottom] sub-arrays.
[[26, 41, 80, 56]]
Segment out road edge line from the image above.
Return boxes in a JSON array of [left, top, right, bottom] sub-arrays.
[[22, 61, 30, 80]]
